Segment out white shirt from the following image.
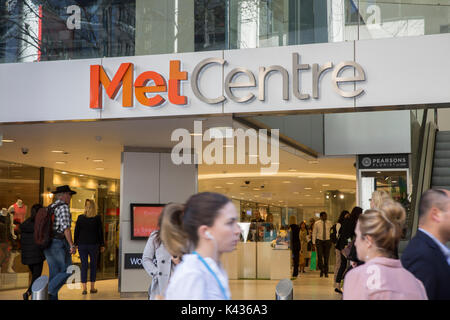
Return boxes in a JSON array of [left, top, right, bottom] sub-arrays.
[[312, 220, 333, 244], [165, 253, 231, 300]]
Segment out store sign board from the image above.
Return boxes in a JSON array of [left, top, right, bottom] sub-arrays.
[[124, 253, 144, 269], [358, 154, 409, 169], [0, 34, 449, 123]]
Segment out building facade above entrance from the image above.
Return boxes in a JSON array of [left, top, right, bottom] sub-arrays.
[[0, 33, 449, 123]]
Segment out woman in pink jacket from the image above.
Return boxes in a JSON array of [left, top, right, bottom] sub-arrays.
[[343, 200, 427, 300]]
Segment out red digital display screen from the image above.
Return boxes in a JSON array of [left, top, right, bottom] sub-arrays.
[[130, 204, 165, 240]]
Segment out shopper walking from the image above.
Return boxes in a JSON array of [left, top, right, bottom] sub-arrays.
[[19, 204, 45, 300], [334, 206, 363, 293], [299, 221, 308, 274], [289, 215, 300, 278], [74, 199, 104, 295], [401, 189, 450, 300], [44, 185, 77, 300], [142, 210, 180, 300], [161, 192, 241, 300], [343, 201, 427, 300], [333, 210, 349, 289], [312, 212, 332, 277]]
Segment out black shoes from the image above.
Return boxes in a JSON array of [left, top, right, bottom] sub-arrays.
[[325, 274, 329, 278], [90, 289, 98, 294], [335, 288, 343, 294], [82, 290, 87, 295], [320, 271, 324, 277], [23, 291, 30, 300]]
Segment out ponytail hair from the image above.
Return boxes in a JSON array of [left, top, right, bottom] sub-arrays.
[[160, 192, 231, 257], [358, 200, 406, 258]]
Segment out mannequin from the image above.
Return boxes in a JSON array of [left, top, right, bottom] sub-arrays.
[[11, 199, 27, 224], [0, 208, 14, 273], [6, 206, 19, 273]]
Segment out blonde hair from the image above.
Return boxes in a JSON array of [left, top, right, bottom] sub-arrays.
[[359, 200, 405, 258], [84, 199, 97, 218], [371, 189, 391, 209]]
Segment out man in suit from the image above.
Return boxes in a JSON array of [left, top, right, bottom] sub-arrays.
[[401, 189, 450, 300], [312, 212, 333, 277]]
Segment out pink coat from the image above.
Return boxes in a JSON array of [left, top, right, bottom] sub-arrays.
[[343, 257, 428, 300]]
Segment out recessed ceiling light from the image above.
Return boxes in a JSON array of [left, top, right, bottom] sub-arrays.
[[2, 139, 15, 143], [215, 186, 222, 189], [376, 171, 381, 174], [253, 188, 260, 191], [61, 171, 68, 175], [55, 161, 67, 164], [340, 194, 345, 199], [226, 182, 234, 185], [304, 187, 312, 190], [93, 159, 104, 163], [95, 167, 105, 170], [51, 150, 64, 153], [79, 174, 84, 177], [322, 184, 330, 187]]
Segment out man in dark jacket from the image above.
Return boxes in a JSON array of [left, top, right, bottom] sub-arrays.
[[19, 204, 45, 300], [401, 189, 450, 300]]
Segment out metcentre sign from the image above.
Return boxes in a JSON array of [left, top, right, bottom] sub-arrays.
[[90, 53, 366, 109]]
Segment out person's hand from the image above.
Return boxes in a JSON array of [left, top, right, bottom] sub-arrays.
[[70, 246, 77, 255], [100, 246, 105, 253], [12, 234, 17, 240]]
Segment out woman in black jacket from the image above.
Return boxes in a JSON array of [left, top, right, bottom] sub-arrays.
[[74, 199, 104, 295], [19, 204, 45, 300], [334, 206, 363, 294]]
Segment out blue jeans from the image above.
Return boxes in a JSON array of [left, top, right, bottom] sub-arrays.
[[44, 239, 72, 300], [78, 244, 99, 283]]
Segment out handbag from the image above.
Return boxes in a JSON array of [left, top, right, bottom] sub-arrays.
[[309, 251, 317, 270], [341, 240, 354, 259]]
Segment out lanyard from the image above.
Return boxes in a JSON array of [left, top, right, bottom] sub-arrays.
[[192, 251, 230, 300]]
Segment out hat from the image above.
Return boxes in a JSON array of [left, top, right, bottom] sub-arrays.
[[52, 185, 77, 195]]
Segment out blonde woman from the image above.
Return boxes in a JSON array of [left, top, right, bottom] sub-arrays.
[[74, 199, 105, 295], [370, 190, 391, 209], [343, 201, 427, 300]]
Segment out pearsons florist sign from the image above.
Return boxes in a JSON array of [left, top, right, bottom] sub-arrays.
[[358, 154, 409, 169]]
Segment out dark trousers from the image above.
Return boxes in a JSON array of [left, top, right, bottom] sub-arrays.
[[78, 244, 99, 283], [292, 247, 300, 276], [335, 252, 347, 284], [26, 262, 44, 294], [316, 240, 331, 275]]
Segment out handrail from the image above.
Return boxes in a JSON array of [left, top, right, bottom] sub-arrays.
[[410, 113, 437, 238]]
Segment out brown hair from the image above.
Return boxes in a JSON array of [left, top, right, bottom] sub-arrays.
[[358, 200, 405, 258], [160, 192, 231, 257], [84, 199, 97, 218]]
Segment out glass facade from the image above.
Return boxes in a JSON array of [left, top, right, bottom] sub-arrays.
[[1, 0, 448, 63]]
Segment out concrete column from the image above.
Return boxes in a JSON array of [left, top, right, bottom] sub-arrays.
[[119, 147, 197, 295]]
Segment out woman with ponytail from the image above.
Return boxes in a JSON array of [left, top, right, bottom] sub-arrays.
[[343, 200, 427, 300], [161, 192, 241, 300]]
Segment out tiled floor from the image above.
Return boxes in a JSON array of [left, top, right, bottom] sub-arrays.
[[0, 270, 342, 300]]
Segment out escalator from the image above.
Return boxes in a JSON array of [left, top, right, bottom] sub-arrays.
[[431, 131, 450, 190]]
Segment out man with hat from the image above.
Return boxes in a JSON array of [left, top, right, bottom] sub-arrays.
[[44, 185, 77, 300]]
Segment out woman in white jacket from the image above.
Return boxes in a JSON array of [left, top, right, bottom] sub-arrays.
[[142, 213, 180, 300]]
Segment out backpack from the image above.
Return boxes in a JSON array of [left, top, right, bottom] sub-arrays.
[[330, 224, 338, 244], [34, 203, 65, 249]]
